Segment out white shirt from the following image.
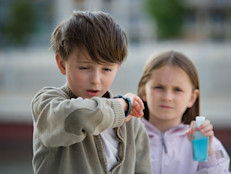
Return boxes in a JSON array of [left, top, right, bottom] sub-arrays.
[[101, 128, 119, 171]]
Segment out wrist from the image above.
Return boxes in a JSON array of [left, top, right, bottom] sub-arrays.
[[208, 147, 214, 156], [114, 95, 132, 116]]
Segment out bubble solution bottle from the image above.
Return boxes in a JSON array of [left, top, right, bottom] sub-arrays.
[[192, 116, 209, 161]]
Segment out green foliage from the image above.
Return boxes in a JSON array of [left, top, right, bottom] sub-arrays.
[[145, 0, 185, 40], [4, 0, 35, 45]]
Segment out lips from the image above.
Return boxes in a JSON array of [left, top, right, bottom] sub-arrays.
[[160, 105, 173, 109], [86, 89, 100, 97]]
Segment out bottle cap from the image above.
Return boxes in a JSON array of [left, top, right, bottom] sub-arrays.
[[196, 116, 205, 128]]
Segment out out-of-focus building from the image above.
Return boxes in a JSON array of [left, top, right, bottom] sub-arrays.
[[55, 0, 155, 43], [1, 0, 231, 46], [56, 0, 231, 43], [183, 0, 231, 42]]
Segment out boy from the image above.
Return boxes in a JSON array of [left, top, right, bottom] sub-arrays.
[[31, 11, 152, 174]]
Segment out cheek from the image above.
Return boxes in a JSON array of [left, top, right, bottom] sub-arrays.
[[145, 91, 157, 106], [176, 95, 192, 110], [105, 78, 114, 88], [67, 70, 87, 86], [105, 72, 117, 85], [146, 95, 157, 116]]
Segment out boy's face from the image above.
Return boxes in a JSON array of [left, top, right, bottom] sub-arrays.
[[56, 48, 120, 99]]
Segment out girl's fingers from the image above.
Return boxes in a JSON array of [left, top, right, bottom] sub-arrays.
[[199, 120, 210, 129], [200, 124, 213, 133], [191, 121, 196, 133], [203, 126, 214, 137], [199, 120, 213, 136], [186, 130, 192, 141], [186, 121, 196, 141]]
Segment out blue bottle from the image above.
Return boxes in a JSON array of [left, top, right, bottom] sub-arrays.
[[192, 116, 209, 161]]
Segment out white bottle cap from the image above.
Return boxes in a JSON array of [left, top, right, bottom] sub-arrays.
[[196, 116, 205, 128]]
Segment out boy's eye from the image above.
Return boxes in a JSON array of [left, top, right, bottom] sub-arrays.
[[174, 87, 182, 92], [103, 68, 112, 71]]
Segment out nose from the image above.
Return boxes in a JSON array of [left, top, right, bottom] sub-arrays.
[[90, 70, 101, 84], [162, 90, 173, 102]]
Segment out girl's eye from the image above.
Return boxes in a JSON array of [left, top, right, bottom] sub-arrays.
[[79, 66, 88, 70], [153, 86, 163, 89]]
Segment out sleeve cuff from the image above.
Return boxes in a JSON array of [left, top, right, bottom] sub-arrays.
[[110, 99, 125, 128], [199, 151, 222, 168]]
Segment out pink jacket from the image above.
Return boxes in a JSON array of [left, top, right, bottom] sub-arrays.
[[142, 118, 231, 174]]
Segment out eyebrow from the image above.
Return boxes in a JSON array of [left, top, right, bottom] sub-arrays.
[[75, 58, 93, 64], [77, 60, 91, 63]]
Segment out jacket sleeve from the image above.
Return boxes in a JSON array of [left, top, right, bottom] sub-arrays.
[[134, 119, 153, 174], [31, 87, 125, 148], [197, 137, 231, 174]]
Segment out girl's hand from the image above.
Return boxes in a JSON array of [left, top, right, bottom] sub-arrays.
[[116, 93, 144, 122], [187, 120, 214, 156]]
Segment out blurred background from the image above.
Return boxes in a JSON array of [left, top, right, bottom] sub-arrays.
[[0, 0, 231, 173]]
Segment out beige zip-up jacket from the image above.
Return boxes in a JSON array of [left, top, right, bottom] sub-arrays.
[[31, 84, 152, 174]]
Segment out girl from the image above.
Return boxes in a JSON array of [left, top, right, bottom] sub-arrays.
[[138, 50, 230, 174]]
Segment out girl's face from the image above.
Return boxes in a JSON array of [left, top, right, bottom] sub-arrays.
[[142, 65, 199, 131]]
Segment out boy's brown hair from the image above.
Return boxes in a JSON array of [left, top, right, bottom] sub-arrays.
[[50, 11, 128, 64], [138, 50, 200, 124]]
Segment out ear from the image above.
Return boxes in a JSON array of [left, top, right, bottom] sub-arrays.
[[116, 64, 120, 71], [55, 54, 66, 75], [187, 89, 199, 108]]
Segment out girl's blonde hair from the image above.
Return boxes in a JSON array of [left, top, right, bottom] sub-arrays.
[[138, 50, 200, 124]]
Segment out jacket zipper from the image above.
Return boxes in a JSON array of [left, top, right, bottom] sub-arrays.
[[161, 133, 168, 154], [160, 133, 167, 174]]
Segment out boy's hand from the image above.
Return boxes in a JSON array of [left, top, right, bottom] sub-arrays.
[[123, 93, 144, 122], [186, 120, 214, 156]]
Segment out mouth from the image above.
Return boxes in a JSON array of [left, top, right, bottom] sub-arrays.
[[86, 89, 100, 97], [160, 105, 173, 109]]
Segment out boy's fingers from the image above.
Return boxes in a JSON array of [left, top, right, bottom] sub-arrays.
[[133, 101, 144, 116], [130, 108, 143, 117], [124, 115, 132, 122], [124, 93, 144, 110], [135, 97, 144, 110], [123, 93, 144, 118]]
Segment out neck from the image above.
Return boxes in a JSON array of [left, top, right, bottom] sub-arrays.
[[149, 116, 181, 133]]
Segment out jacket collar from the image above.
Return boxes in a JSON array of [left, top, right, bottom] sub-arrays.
[[142, 118, 190, 137]]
